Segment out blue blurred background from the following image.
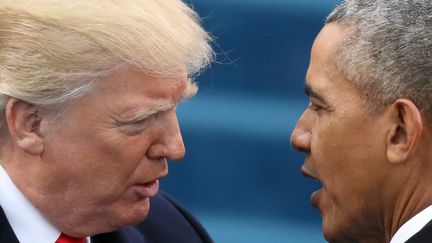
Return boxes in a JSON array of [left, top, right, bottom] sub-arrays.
[[162, 0, 340, 242]]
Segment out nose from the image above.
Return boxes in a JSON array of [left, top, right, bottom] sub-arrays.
[[165, 116, 186, 161], [290, 110, 312, 153], [147, 110, 186, 161]]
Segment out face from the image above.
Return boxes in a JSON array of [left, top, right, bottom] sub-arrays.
[[291, 24, 392, 242], [33, 67, 196, 236]]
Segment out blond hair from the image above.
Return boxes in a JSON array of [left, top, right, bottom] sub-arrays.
[[0, 0, 213, 111]]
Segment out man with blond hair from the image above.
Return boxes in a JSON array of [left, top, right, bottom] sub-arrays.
[[291, 0, 432, 242], [0, 1, 213, 243]]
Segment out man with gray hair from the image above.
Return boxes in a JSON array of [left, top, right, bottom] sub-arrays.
[[291, 0, 432, 242], [0, 0, 213, 243]]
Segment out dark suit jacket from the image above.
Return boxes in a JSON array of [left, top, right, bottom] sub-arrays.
[[0, 192, 213, 243], [405, 219, 432, 243]]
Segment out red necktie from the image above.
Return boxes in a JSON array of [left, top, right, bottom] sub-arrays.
[[56, 233, 86, 243]]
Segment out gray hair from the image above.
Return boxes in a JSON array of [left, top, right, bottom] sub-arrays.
[[0, 0, 213, 117], [326, 0, 432, 117]]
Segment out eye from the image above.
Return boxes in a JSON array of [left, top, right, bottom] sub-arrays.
[[307, 102, 323, 112], [118, 117, 152, 136], [122, 124, 147, 135], [133, 117, 150, 125]]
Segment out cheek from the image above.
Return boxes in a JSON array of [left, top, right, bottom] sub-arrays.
[[311, 118, 377, 197], [311, 115, 378, 163], [44, 130, 150, 195], [90, 124, 158, 167], [83, 139, 149, 186], [310, 118, 347, 168], [86, 130, 165, 193], [313, 123, 386, 217]]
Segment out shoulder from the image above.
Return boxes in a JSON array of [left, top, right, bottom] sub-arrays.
[[134, 191, 213, 243], [93, 192, 213, 243]]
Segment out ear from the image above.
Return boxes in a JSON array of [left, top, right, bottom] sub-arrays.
[[5, 98, 45, 155], [386, 99, 423, 164]]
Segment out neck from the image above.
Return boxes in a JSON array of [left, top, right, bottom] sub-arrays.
[[385, 162, 432, 242]]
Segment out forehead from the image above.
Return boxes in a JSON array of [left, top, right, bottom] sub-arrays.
[[308, 24, 351, 91], [312, 23, 346, 59], [91, 67, 197, 109], [70, 67, 196, 118], [97, 68, 192, 99], [307, 23, 348, 86], [307, 23, 368, 112]]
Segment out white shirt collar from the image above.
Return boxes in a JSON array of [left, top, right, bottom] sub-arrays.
[[390, 204, 432, 243], [0, 164, 61, 243]]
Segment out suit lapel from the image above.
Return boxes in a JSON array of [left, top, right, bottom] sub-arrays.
[[0, 206, 20, 243], [92, 231, 125, 243], [406, 219, 432, 243]]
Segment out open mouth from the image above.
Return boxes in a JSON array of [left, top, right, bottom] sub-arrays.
[[134, 171, 168, 198], [301, 166, 321, 183], [301, 166, 323, 208]]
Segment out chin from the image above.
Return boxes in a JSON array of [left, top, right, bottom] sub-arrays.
[[322, 217, 354, 243], [321, 213, 336, 241], [323, 230, 345, 243], [123, 198, 151, 225]]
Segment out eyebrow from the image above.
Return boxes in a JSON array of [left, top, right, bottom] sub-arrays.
[[304, 83, 327, 104], [118, 80, 198, 124], [117, 103, 175, 124]]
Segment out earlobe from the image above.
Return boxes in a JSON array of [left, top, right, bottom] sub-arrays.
[[5, 98, 45, 155], [386, 99, 423, 164]]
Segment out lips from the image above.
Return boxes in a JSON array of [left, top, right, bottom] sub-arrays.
[[301, 165, 320, 181], [134, 172, 167, 198], [134, 180, 160, 198]]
